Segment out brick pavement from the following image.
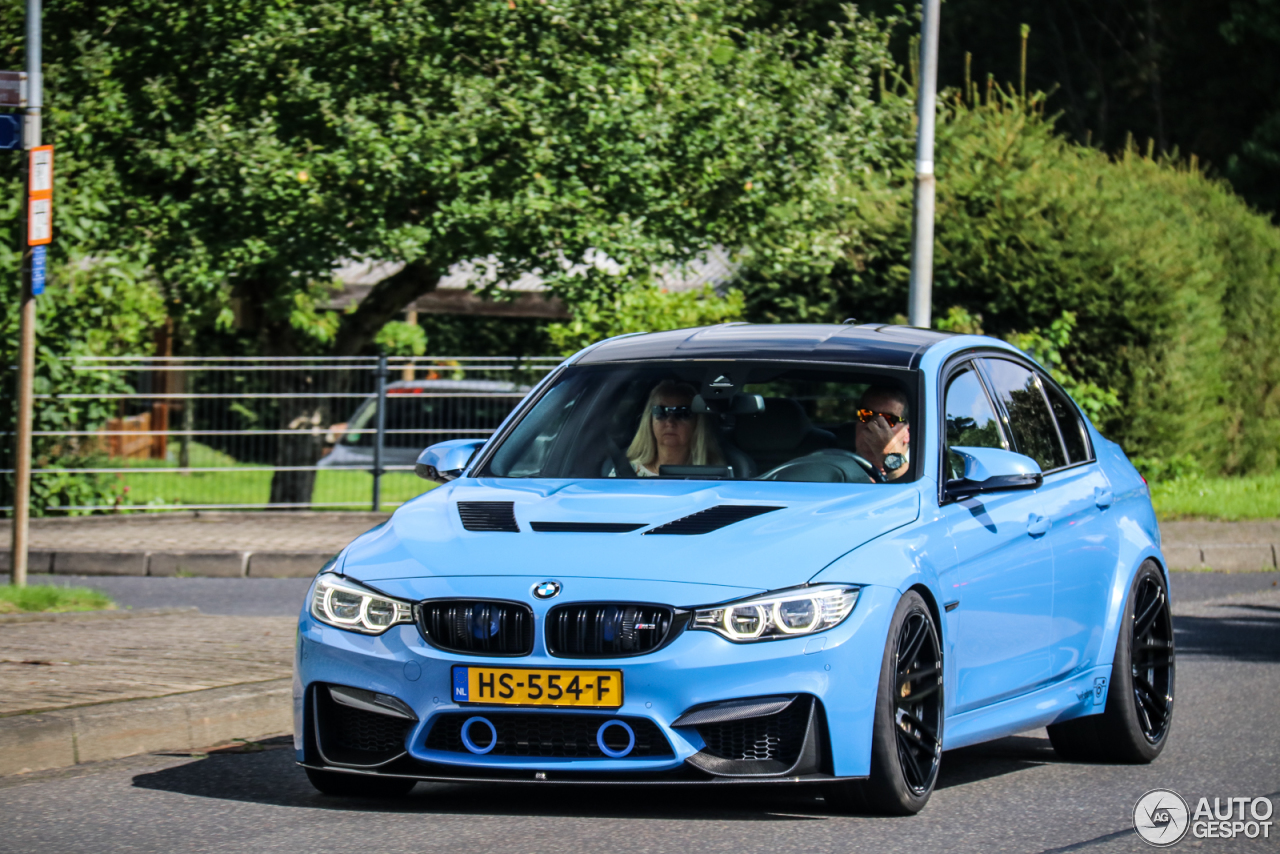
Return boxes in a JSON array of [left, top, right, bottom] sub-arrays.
[[0, 611, 295, 716], [0, 511, 389, 553]]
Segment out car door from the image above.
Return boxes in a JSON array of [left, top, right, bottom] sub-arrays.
[[982, 357, 1118, 680], [939, 362, 1054, 714]]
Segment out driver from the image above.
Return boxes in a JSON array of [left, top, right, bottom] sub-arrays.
[[617, 380, 724, 477], [854, 387, 911, 481]]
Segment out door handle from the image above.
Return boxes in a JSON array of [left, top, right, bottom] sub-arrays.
[[1094, 487, 1114, 509], [1027, 514, 1049, 536]]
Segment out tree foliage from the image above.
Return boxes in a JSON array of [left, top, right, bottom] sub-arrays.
[[547, 283, 744, 355], [0, 162, 167, 514], [740, 87, 1280, 475], [12, 0, 894, 358]]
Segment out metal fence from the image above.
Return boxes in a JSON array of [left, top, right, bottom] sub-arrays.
[[0, 355, 560, 514]]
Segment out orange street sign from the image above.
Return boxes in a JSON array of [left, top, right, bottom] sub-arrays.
[[29, 197, 51, 245], [29, 145, 53, 199]]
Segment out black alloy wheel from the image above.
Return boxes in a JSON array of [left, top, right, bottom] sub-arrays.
[[1130, 573, 1175, 742], [826, 591, 943, 815], [892, 608, 945, 795], [1047, 560, 1175, 763]]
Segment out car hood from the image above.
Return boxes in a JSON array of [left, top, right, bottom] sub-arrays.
[[342, 478, 921, 595]]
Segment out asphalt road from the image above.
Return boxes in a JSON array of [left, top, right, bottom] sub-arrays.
[[2, 577, 1277, 853], [25, 569, 1280, 616]]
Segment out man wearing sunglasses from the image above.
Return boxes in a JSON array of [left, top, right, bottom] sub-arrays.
[[854, 387, 911, 482]]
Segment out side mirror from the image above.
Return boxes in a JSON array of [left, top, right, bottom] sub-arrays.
[[415, 439, 485, 483], [947, 446, 1042, 498]]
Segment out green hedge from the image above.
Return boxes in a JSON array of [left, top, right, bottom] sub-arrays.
[[741, 91, 1280, 476]]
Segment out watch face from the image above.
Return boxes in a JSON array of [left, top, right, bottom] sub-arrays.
[[884, 453, 906, 471]]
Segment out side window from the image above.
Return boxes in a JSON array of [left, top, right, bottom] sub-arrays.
[[979, 359, 1066, 472], [1044, 382, 1092, 464], [943, 366, 1006, 481]]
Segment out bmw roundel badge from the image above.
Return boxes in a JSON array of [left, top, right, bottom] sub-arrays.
[[533, 580, 562, 600]]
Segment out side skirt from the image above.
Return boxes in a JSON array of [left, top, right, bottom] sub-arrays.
[[943, 664, 1112, 750]]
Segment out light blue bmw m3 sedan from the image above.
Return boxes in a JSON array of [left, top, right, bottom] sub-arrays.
[[294, 323, 1174, 814]]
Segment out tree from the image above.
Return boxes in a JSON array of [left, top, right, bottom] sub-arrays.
[[22, 0, 893, 503], [739, 89, 1280, 475]]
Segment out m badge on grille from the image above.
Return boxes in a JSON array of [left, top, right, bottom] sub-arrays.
[[533, 581, 562, 600]]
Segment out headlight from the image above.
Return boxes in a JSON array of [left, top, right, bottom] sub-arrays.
[[310, 574, 414, 635], [692, 584, 860, 642]]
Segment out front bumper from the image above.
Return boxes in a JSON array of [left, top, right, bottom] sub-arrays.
[[293, 578, 898, 781]]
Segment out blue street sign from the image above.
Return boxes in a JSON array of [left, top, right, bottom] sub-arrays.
[[0, 113, 18, 150], [31, 244, 46, 295]]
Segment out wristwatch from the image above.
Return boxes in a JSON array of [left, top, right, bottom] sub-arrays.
[[883, 453, 906, 472]]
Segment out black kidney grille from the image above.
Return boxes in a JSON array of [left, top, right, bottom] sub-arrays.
[[425, 712, 673, 759], [421, 600, 534, 655], [458, 501, 519, 532], [546, 603, 678, 657], [695, 700, 807, 763], [330, 703, 413, 755], [643, 505, 783, 535]]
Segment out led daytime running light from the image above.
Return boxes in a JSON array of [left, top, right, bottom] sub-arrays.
[[310, 574, 414, 635], [692, 585, 860, 643]]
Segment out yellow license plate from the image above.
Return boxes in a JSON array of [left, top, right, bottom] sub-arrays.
[[452, 666, 623, 708]]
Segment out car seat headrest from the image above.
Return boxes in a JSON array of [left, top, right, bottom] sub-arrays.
[[735, 398, 812, 451]]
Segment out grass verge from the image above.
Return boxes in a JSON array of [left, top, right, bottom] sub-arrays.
[[1151, 473, 1280, 521], [0, 584, 116, 614]]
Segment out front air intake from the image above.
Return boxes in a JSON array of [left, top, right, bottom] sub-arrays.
[[545, 603, 686, 658], [312, 684, 416, 768], [424, 712, 674, 759], [643, 505, 783, 535], [458, 501, 520, 532], [420, 599, 534, 656]]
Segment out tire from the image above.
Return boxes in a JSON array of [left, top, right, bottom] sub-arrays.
[[1047, 560, 1174, 763], [827, 590, 944, 815], [305, 767, 418, 798]]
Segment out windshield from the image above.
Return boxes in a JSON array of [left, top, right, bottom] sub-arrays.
[[480, 361, 917, 483]]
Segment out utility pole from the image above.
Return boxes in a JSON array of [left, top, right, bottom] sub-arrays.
[[9, 0, 41, 587], [907, 0, 941, 329]]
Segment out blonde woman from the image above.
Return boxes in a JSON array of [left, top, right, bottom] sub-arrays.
[[620, 380, 724, 477]]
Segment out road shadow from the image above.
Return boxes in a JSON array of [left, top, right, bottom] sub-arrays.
[[132, 732, 1060, 819], [1174, 603, 1280, 662], [936, 734, 1056, 789]]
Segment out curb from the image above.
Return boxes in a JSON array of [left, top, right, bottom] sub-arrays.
[[0, 549, 335, 578], [0, 679, 292, 777], [1164, 543, 1278, 571]]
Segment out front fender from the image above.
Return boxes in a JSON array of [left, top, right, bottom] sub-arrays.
[[807, 506, 956, 765]]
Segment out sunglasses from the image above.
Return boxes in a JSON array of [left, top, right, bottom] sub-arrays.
[[651, 405, 694, 422], [856, 409, 907, 426]]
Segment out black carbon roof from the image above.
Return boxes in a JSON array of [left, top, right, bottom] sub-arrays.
[[575, 323, 954, 368]]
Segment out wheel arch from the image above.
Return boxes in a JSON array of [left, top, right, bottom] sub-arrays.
[[1095, 547, 1168, 669], [906, 582, 945, 648]]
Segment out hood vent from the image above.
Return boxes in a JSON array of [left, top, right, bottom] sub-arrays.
[[457, 501, 519, 533], [643, 505, 784, 536], [530, 522, 646, 533]]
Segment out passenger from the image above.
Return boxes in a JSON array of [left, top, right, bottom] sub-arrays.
[[620, 380, 724, 477], [854, 387, 911, 481]]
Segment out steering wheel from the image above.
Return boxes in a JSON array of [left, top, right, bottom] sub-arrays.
[[757, 449, 879, 484]]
